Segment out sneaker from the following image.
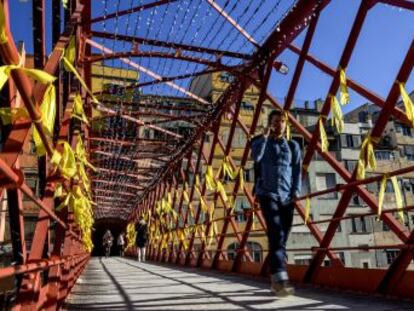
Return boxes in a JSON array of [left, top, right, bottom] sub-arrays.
[[271, 281, 295, 297]]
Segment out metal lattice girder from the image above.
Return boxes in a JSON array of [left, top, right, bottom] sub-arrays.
[[1, 0, 414, 307]]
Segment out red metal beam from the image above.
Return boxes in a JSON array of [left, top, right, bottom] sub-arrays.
[[90, 31, 252, 60]]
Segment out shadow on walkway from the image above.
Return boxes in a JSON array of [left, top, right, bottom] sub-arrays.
[[64, 257, 414, 311]]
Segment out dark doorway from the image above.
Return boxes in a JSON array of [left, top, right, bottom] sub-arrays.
[[92, 218, 127, 257]]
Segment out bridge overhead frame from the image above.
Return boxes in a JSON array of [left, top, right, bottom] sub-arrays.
[[0, 0, 412, 309]]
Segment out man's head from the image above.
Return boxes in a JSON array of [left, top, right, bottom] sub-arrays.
[[267, 110, 287, 138]]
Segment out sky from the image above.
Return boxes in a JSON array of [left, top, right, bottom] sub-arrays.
[[8, 0, 414, 114]]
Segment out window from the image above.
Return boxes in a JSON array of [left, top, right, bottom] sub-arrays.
[[24, 172, 39, 200], [340, 134, 361, 148], [362, 261, 370, 269], [247, 242, 262, 262], [234, 197, 250, 222], [338, 252, 346, 265], [404, 145, 414, 161], [219, 72, 234, 84], [350, 216, 369, 233], [386, 250, 400, 264], [227, 243, 238, 260], [233, 128, 247, 148], [243, 168, 253, 183], [344, 160, 357, 173], [315, 173, 337, 199], [375, 151, 394, 161], [240, 101, 254, 112], [402, 125, 411, 137], [226, 242, 262, 262], [294, 254, 312, 265]]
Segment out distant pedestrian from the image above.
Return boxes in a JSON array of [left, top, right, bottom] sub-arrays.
[[135, 217, 148, 262], [117, 232, 125, 257], [102, 229, 113, 258]]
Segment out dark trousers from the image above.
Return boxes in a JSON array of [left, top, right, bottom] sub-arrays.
[[258, 196, 294, 281]]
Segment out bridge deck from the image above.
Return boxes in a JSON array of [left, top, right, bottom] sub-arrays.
[[64, 257, 413, 311]]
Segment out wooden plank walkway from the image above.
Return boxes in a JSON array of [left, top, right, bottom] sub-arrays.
[[64, 257, 413, 311]]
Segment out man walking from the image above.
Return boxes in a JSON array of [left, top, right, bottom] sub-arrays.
[[251, 110, 302, 296]]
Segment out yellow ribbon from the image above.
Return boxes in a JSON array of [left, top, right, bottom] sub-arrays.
[[330, 95, 344, 134], [391, 176, 404, 222], [220, 156, 235, 180], [0, 107, 30, 124], [0, 64, 56, 92], [64, 36, 76, 72], [319, 117, 329, 152], [61, 56, 100, 104], [304, 197, 311, 224], [205, 165, 216, 191], [51, 141, 77, 179], [0, 3, 8, 43], [284, 111, 291, 140], [339, 67, 350, 105], [356, 136, 378, 180], [399, 82, 414, 128], [216, 180, 228, 202], [238, 168, 244, 192], [126, 223, 137, 249], [72, 93, 90, 125], [33, 84, 56, 156]]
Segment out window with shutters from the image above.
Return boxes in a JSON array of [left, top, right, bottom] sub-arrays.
[[235, 197, 250, 222], [344, 160, 357, 173], [315, 173, 337, 199], [340, 134, 361, 148], [404, 145, 414, 161], [350, 216, 370, 233], [386, 250, 400, 264]]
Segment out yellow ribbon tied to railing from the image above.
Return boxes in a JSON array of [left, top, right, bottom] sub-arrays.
[[284, 111, 291, 141], [33, 84, 57, 156], [207, 220, 219, 249], [356, 135, 379, 180], [216, 180, 228, 202], [304, 196, 311, 224], [51, 141, 77, 179], [0, 107, 29, 124], [220, 156, 235, 180], [75, 135, 96, 171], [63, 36, 76, 72], [238, 168, 244, 192], [318, 117, 329, 152], [339, 67, 350, 105], [72, 93, 90, 125], [61, 56, 100, 105], [183, 189, 190, 204], [0, 63, 56, 92], [399, 82, 414, 128], [200, 196, 209, 213], [330, 95, 344, 134], [0, 3, 8, 43], [205, 165, 216, 191], [391, 176, 404, 222], [126, 223, 136, 249]]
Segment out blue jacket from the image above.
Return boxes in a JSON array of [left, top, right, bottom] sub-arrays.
[[251, 136, 302, 203]]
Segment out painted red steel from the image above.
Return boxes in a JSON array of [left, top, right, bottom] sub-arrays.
[[2, 0, 414, 308]]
